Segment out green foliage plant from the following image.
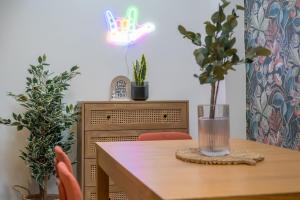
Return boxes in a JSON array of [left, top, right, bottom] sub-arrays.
[[0, 55, 80, 200], [178, 0, 270, 118], [133, 54, 147, 86]]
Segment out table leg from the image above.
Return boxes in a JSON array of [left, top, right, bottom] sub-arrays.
[[96, 160, 109, 200]]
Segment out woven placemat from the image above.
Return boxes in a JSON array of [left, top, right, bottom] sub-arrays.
[[175, 148, 264, 165]]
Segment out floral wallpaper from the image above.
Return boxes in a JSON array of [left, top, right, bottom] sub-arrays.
[[245, 0, 300, 150]]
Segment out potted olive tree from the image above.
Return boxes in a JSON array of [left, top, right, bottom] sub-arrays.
[[178, 0, 270, 156], [0, 55, 80, 200], [131, 54, 149, 100]]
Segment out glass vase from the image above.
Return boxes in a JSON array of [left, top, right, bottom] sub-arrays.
[[198, 104, 230, 156]]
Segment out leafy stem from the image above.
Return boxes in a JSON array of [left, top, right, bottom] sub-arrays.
[[178, 0, 270, 118]]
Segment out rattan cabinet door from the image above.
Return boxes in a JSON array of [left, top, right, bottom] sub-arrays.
[[84, 102, 188, 131]]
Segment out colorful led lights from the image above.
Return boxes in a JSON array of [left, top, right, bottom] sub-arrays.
[[105, 6, 155, 46]]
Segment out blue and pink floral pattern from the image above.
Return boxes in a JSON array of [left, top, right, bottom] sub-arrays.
[[245, 0, 300, 150]]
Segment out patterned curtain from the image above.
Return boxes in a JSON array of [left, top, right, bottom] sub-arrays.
[[245, 0, 300, 150]]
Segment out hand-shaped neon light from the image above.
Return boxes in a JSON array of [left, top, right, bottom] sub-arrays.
[[105, 7, 155, 46]]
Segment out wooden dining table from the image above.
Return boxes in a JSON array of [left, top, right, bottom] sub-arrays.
[[96, 139, 300, 200]]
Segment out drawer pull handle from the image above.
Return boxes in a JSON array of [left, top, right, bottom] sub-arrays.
[[107, 115, 111, 120], [163, 114, 168, 118]]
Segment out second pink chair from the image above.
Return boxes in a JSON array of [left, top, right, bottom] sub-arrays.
[[54, 146, 82, 200], [56, 162, 83, 200]]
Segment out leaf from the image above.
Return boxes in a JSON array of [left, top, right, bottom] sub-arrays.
[[178, 25, 187, 35], [260, 91, 267, 110], [254, 46, 271, 56], [221, 0, 230, 8], [211, 6, 225, 24], [236, 4, 245, 10], [199, 72, 209, 84], [214, 66, 225, 80], [17, 125, 23, 131], [38, 56, 42, 64], [71, 65, 79, 72], [205, 36, 212, 47], [192, 33, 201, 46], [13, 113, 18, 120], [272, 93, 284, 108], [178, 25, 201, 46], [11, 122, 20, 126], [223, 62, 235, 71], [205, 22, 217, 36], [231, 54, 240, 64], [42, 54, 47, 62], [228, 17, 238, 28], [66, 105, 70, 113], [225, 48, 237, 56], [194, 48, 208, 66], [246, 47, 271, 62], [17, 95, 28, 102], [222, 22, 232, 33], [224, 38, 236, 50], [0, 118, 11, 125]]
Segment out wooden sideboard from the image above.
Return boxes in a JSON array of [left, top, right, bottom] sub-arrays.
[[77, 101, 189, 200]]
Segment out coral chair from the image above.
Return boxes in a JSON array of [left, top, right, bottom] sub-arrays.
[[54, 146, 73, 173], [56, 162, 83, 200], [54, 146, 74, 200], [138, 132, 192, 141]]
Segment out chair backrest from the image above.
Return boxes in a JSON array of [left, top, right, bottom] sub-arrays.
[[54, 146, 73, 173], [54, 146, 73, 200], [138, 132, 192, 141], [57, 162, 83, 200]]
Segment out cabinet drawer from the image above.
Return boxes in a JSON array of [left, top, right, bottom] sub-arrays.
[[85, 131, 139, 158], [85, 187, 128, 200], [84, 102, 188, 131]]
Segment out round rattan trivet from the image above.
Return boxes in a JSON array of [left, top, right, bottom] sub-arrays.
[[176, 148, 264, 165]]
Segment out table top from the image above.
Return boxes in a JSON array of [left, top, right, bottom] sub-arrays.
[[96, 139, 300, 200]]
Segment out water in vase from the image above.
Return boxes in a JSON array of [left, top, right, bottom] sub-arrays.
[[198, 117, 230, 156]]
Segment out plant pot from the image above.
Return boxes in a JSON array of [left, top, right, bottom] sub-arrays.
[[131, 82, 149, 100], [198, 104, 230, 156], [13, 185, 59, 200], [23, 194, 59, 200]]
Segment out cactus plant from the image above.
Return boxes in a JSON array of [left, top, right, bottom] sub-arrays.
[[133, 54, 147, 86]]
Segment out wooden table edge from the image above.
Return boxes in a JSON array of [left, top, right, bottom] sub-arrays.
[[96, 143, 163, 200], [179, 193, 300, 200]]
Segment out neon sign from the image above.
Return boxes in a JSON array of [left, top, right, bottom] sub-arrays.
[[105, 6, 155, 46]]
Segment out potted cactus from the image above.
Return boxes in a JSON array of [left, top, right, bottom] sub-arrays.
[[131, 54, 148, 100]]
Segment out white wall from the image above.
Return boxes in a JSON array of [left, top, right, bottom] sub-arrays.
[[0, 0, 248, 198], [224, 0, 246, 139]]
